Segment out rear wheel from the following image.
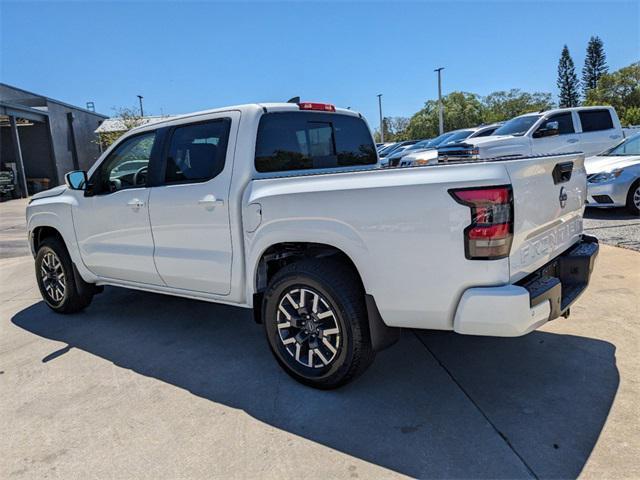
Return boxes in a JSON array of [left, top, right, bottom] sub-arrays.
[[35, 237, 94, 313], [626, 181, 640, 216], [263, 259, 374, 389]]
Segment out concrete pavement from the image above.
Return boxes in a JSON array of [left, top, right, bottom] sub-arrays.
[[1, 198, 638, 479]]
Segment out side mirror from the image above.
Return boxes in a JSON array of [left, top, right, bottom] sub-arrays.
[[64, 170, 87, 190], [533, 121, 560, 138]]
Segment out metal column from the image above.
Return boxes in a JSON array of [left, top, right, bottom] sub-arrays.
[[8, 115, 29, 198]]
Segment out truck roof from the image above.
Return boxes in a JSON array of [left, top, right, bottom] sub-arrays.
[[519, 105, 616, 118], [127, 102, 361, 133]]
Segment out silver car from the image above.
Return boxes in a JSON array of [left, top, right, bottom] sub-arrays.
[[586, 133, 640, 215]]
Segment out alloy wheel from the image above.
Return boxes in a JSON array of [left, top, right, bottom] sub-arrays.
[[634, 186, 640, 210], [276, 287, 341, 369], [40, 251, 66, 303]]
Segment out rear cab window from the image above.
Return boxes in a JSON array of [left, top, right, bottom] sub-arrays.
[[579, 109, 614, 132], [255, 112, 377, 173]]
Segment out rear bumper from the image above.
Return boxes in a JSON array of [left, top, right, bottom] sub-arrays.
[[453, 235, 599, 337]]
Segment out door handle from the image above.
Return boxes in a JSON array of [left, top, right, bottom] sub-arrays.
[[198, 194, 224, 209], [609, 135, 621, 139], [566, 138, 579, 143], [127, 198, 145, 209]]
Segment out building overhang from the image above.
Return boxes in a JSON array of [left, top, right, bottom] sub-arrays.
[[0, 101, 49, 123]]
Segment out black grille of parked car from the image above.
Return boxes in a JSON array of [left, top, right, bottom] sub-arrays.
[[592, 195, 614, 204], [438, 142, 479, 162]]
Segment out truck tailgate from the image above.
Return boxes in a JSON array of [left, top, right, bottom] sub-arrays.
[[506, 153, 587, 282]]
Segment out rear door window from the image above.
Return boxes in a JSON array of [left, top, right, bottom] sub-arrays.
[[579, 109, 614, 132], [255, 112, 376, 173]]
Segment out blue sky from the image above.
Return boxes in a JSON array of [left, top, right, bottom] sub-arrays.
[[2, 1, 638, 127]]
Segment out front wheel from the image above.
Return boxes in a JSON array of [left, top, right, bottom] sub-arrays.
[[262, 259, 374, 389], [35, 237, 94, 313], [626, 181, 640, 216]]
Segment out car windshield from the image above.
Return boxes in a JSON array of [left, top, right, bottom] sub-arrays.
[[493, 115, 542, 136], [406, 139, 432, 150], [379, 143, 402, 156], [600, 134, 640, 156], [440, 130, 473, 144], [428, 132, 455, 147]]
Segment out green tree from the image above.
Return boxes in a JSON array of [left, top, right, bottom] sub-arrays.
[[98, 107, 147, 148], [585, 62, 640, 126], [582, 36, 608, 99], [483, 89, 554, 123], [557, 45, 580, 107], [405, 91, 485, 139]]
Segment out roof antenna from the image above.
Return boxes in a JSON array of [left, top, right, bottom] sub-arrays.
[[287, 96, 300, 103]]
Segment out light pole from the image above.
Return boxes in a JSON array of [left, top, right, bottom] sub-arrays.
[[377, 94, 384, 143], [434, 67, 444, 135], [137, 95, 144, 117]]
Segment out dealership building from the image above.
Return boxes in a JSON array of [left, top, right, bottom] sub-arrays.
[[0, 83, 107, 197]]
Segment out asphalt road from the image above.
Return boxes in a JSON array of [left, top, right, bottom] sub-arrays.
[[584, 207, 640, 251], [1, 198, 639, 479]]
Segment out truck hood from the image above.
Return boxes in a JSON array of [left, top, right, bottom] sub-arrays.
[[585, 155, 640, 174], [461, 135, 530, 158], [30, 185, 67, 201], [403, 149, 439, 162], [462, 135, 514, 146]]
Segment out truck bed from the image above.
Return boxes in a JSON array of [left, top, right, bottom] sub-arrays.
[[244, 152, 586, 331]]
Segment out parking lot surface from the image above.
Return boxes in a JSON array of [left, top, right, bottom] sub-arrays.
[[1, 198, 639, 479], [584, 207, 640, 251]]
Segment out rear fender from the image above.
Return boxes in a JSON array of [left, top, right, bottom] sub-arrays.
[[245, 218, 371, 302]]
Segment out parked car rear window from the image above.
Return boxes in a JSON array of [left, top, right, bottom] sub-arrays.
[[579, 109, 614, 132], [164, 119, 231, 184], [255, 112, 377, 172]]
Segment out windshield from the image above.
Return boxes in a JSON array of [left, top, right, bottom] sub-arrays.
[[493, 115, 542, 136], [428, 132, 455, 147], [379, 143, 404, 157], [600, 134, 640, 156], [441, 130, 473, 144], [406, 139, 432, 151]]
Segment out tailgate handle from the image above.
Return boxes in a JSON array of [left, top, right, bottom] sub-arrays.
[[552, 161, 573, 184]]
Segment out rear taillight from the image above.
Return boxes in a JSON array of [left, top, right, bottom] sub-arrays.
[[298, 102, 336, 112], [450, 186, 513, 260]]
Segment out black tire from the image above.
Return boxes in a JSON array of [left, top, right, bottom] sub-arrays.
[[35, 237, 94, 313], [262, 258, 374, 389], [626, 180, 640, 216]]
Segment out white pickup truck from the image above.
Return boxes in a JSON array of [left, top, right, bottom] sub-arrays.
[[404, 106, 627, 165], [26, 101, 598, 388]]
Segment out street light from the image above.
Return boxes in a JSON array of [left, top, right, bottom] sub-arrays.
[[434, 67, 444, 135], [137, 95, 144, 117], [377, 94, 384, 143]]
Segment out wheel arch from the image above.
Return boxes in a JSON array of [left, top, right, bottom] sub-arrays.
[[250, 241, 399, 351]]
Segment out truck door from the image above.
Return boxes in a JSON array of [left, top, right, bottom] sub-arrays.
[[531, 112, 579, 155], [73, 130, 164, 285], [148, 112, 239, 295], [576, 108, 623, 156]]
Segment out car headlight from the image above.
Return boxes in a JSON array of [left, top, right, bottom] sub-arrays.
[[588, 168, 624, 183]]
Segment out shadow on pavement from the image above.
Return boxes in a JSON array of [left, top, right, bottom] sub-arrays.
[[12, 287, 619, 479], [584, 206, 636, 220]]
